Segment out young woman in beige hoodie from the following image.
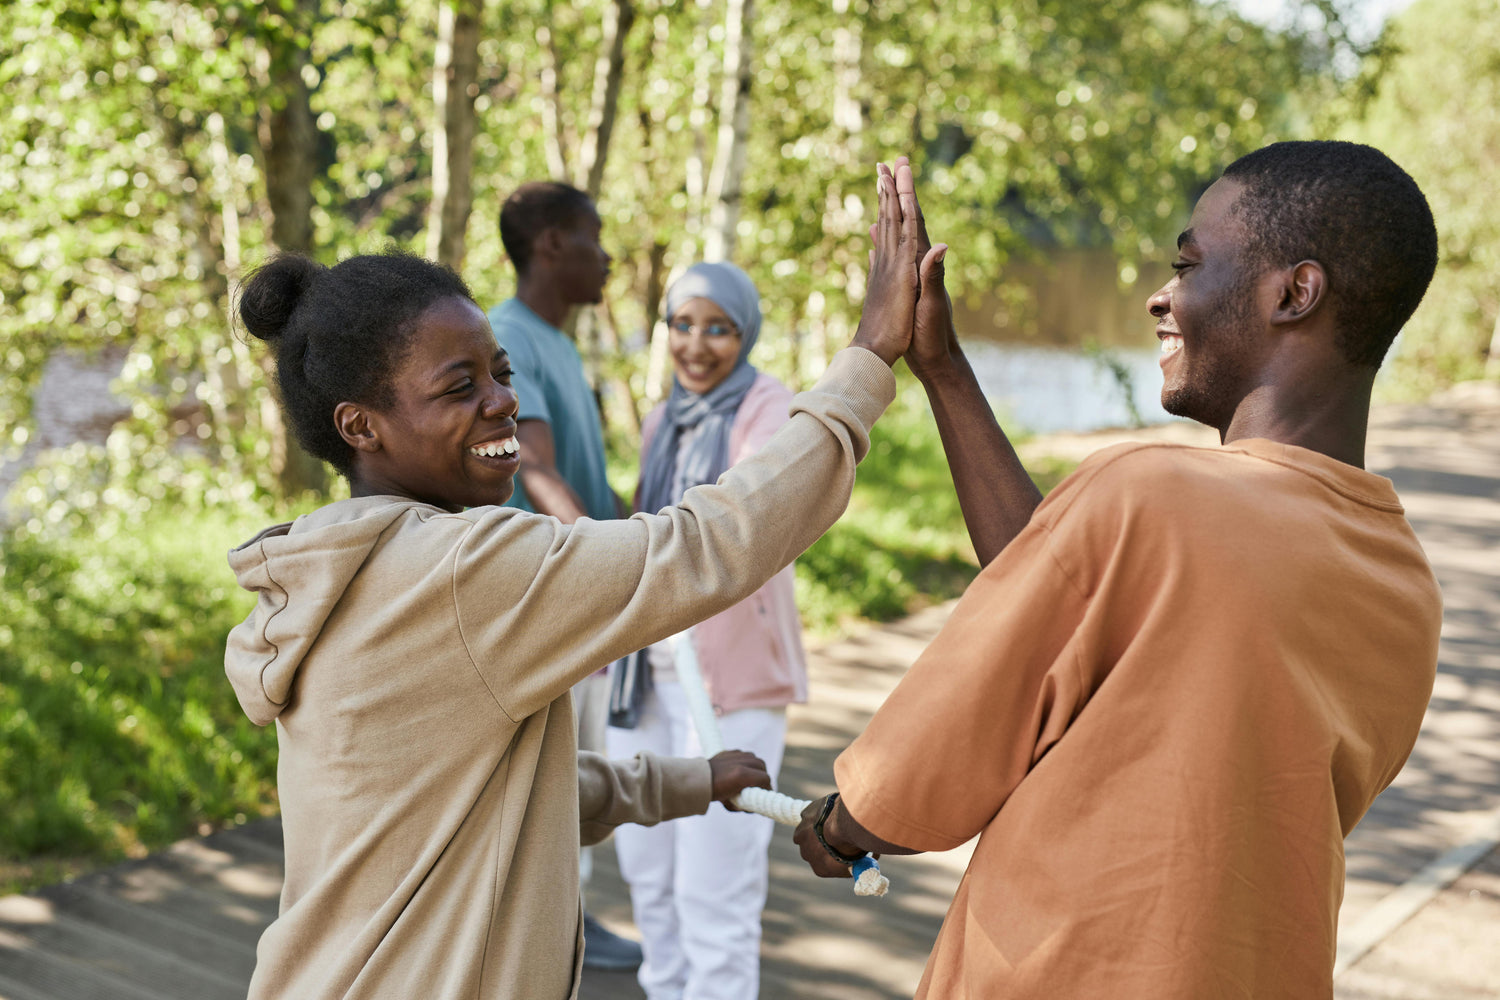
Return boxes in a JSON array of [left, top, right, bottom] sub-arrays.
[[225, 163, 927, 998]]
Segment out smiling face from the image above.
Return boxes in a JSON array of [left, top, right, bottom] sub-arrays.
[[355, 296, 520, 511], [668, 297, 743, 395], [1147, 178, 1274, 432]]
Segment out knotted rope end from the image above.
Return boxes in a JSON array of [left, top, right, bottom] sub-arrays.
[[852, 856, 889, 897]]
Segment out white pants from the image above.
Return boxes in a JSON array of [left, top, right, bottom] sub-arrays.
[[607, 681, 786, 1000], [574, 670, 611, 892]]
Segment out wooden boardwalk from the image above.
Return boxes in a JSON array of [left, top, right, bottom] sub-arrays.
[[0, 604, 967, 1000], [4, 382, 1499, 998]]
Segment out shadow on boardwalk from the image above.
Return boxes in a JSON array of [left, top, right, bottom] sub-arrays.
[[4, 382, 1500, 999]]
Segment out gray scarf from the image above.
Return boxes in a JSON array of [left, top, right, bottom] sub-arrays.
[[611, 262, 762, 728]]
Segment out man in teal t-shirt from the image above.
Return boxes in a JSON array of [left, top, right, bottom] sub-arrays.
[[488, 183, 619, 523], [488, 296, 618, 520], [487, 181, 639, 972]]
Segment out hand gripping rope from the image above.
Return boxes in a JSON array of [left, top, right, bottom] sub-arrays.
[[668, 631, 889, 897]]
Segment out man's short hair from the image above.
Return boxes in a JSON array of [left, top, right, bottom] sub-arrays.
[[498, 182, 595, 276], [1223, 141, 1438, 369]]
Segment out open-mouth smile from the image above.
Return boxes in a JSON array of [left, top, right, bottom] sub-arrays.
[[468, 437, 519, 459]]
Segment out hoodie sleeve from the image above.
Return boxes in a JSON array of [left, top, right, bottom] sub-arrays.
[[451, 347, 894, 723], [577, 751, 712, 846]]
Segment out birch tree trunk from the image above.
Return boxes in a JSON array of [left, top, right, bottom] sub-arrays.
[[702, 0, 754, 263], [426, 0, 484, 269], [537, 20, 570, 181], [577, 0, 635, 200], [679, 0, 715, 264]]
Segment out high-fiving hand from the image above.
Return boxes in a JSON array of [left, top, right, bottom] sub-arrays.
[[850, 156, 951, 373], [849, 159, 931, 365]]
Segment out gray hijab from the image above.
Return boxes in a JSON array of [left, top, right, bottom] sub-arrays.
[[634, 261, 762, 516]]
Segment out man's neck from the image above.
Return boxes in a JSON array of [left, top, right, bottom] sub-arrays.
[[515, 272, 574, 330], [1220, 371, 1375, 469]]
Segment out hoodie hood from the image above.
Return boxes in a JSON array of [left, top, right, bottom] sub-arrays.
[[225, 497, 420, 725]]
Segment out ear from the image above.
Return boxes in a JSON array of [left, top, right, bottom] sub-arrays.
[[1270, 260, 1326, 326], [531, 227, 564, 265], [334, 402, 382, 454]]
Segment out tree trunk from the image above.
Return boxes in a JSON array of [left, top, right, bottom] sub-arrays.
[[597, 297, 642, 438], [256, 0, 327, 493], [680, 0, 715, 263], [577, 0, 635, 200], [258, 11, 318, 254], [702, 0, 754, 262], [1487, 308, 1500, 379], [427, 0, 484, 270], [635, 237, 672, 409], [537, 19, 570, 182]]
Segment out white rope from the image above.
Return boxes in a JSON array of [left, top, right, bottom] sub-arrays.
[[668, 630, 890, 897]]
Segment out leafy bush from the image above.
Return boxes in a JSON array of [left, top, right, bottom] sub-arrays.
[[0, 506, 277, 890]]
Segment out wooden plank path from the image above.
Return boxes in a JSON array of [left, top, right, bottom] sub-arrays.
[[0, 603, 967, 1000], [3, 382, 1499, 999]]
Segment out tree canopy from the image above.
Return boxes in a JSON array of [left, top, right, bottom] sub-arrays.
[[0, 0, 1429, 519]]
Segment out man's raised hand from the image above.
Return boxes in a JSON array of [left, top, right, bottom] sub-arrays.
[[887, 156, 956, 382], [849, 159, 923, 366]]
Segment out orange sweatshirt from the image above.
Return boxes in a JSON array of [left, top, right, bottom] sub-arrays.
[[838, 438, 1442, 1000]]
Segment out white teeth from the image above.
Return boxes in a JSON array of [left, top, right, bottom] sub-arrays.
[[1160, 335, 1183, 355], [469, 438, 519, 458]]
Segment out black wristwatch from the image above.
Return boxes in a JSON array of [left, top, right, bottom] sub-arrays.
[[814, 792, 868, 865]]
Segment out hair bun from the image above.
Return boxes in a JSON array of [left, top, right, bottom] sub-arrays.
[[238, 254, 326, 343]]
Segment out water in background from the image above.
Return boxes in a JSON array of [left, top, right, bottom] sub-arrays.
[[962, 341, 1175, 434], [951, 248, 1181, 434]]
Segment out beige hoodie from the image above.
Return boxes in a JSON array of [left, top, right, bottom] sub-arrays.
[[225, 349, 894, 999]]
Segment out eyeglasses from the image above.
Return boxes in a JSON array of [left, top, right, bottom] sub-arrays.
[[668, 317, 739, 339]]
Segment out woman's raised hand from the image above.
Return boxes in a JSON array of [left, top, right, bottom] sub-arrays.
[[849, 158, 924, 366]]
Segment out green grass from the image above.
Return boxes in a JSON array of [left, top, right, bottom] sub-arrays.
[[0, 508, 278, 893], [795, 382, 1072, 634], [3, 387, 1073, 893]]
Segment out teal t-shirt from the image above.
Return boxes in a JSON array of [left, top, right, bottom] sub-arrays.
[[486, 298, 618, 521]]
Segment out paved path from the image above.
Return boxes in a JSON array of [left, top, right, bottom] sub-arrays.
[[3, 383, 1498, 999]]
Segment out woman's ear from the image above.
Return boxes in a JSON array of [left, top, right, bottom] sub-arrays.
[[1271, 259, 1327, 325], [334, 402, 382, 453]]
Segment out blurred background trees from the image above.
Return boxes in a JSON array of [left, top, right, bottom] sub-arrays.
[[2, 0, 1453, 518], [1339, 0, 1500, 393]]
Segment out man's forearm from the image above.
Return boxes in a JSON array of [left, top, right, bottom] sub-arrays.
[[919, 352, 1042, 567], [518, 466, 589, 524], [825, 794, 923, 857]]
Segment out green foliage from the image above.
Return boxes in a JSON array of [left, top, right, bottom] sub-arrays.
[[0, 0, 1359, 507], [795, 377, 1072, 633], [0, 506, 276, 884], [609, 377, 1075, 635], [1340, 0, 1500, 395]]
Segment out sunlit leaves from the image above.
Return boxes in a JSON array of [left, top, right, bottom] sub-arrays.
[[1341, 0, 1500, 393], [0, 0, 1361, 511]]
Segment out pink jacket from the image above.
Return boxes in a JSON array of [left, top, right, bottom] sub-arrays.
[[638, 373, 809, 713]]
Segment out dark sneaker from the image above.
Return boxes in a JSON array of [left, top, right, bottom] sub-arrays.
[[582, 912, 644, 971]]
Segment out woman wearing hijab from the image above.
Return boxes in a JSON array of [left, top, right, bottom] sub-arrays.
[[606, 261, 806, 1000]]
